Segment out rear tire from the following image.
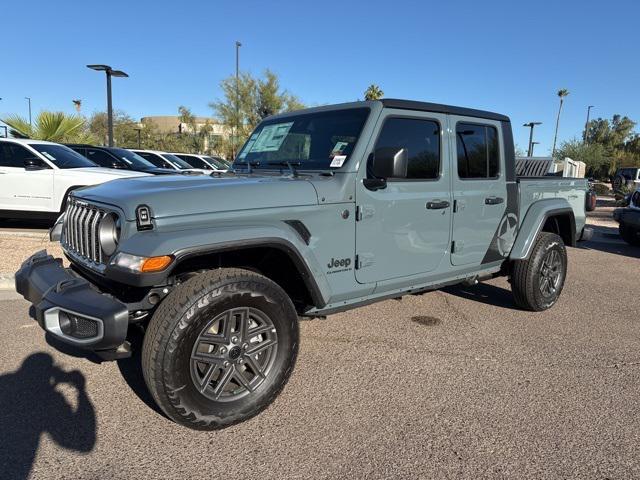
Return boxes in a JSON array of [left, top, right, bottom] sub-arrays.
[[142, 268, 299, 430], [510, 232, 567, 311], [619, 224, 640, 246]]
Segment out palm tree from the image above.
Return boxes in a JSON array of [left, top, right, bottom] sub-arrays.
[[364, 84, 384, 101], [2, 111, 88, 142], [552, 88, 569, 156]]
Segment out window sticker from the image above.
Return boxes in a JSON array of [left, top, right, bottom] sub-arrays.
[[40, 152, 56, 161], [238, 133, 258, 159], [249, 122, 294, 152], [330, 155, 347, 168], [330, 141, 349, 157]]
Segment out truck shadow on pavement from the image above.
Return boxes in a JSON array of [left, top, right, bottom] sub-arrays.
[[0, 352, 96, 480], [578, 225, 640, 259], [442, 282, 518, 310]]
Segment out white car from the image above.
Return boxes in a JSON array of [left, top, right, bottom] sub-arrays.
[[131, 149, 208, 174], [171, 153, 228, 173], [0, 138, 150, 219]]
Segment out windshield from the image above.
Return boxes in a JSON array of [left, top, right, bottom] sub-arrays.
[[110, 148, 157, 170], [204, 156, 228, 169], [236, 108, 370, 170], [31, 144, 98, 169], [161, 153, 194, 169]]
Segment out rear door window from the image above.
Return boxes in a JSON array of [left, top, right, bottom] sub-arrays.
[[456, 123, 499, 179], [87, 149, 120, 168]]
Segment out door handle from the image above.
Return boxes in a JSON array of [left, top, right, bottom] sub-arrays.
[[426, 200, 450, 210], [485, 196, 504, 205]]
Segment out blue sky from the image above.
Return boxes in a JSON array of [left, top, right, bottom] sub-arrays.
[[1, 0, 637, 154]]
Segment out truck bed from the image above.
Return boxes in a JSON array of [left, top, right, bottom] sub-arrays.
[[517, 177, 588, 236]]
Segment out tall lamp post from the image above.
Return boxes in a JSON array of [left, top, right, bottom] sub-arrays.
[[25, 97, 32, 127], [583, 105, 594, 143], [87, 65, 129, 146], [233, 41, 242, 160], [523, 122, 542, 157]]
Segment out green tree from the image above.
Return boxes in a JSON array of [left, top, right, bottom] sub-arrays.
[[2, 111, 92, 143], [210, 70, 305, 160], [88, 110, 142, 146], [556, 138, 610, 178], [551, 88, 569, 156], [364, 84, 384, 101]]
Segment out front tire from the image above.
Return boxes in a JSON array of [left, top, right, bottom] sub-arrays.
[[510, 232, 567, 311], [619, 223, 640, 246], [142, 268, 299, 430]]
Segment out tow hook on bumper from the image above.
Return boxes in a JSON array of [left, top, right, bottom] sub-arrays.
[[15, 250, 131, 360]]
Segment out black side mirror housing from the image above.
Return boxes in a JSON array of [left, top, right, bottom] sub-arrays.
[[24, 157, 46, 171], [371, 147, 409, 179]]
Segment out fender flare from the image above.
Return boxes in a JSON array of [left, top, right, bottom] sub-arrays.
[[509, 199, 576, 260]]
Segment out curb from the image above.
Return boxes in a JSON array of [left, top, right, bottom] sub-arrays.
[[0, 274, 15, 291], [0, 230, 49, 239]]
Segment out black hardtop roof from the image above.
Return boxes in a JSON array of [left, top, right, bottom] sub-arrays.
[[381, 98, 510, 122]]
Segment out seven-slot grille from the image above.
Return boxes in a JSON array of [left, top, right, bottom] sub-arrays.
[[62, 199, 107, 265]]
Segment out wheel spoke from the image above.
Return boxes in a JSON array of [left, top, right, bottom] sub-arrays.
[[233, 368, 254, 392], [195, 364, 218, 393], [235, 307, 249, 341], [191, 348, 225, 366], [247, 324, 274, 339], [212, 365, 234, 400], [244, 354, 266, 379], [246, 338, 276, 356]]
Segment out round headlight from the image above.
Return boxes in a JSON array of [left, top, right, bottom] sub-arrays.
[[99, 212, 121, 256]]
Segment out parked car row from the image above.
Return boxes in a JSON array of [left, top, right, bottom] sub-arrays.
[[0, 137, 229, 219]]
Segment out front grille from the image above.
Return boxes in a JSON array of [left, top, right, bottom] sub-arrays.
[[62, 199, 107, 266]]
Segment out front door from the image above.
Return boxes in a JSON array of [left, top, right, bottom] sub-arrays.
[[0, 142, 53, 211], [355, 110, 452, 284], [450, 117, 508, 266]]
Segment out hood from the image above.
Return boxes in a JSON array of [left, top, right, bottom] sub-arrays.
[[75, 173, 320, 220], [64, 167, 149, 178]]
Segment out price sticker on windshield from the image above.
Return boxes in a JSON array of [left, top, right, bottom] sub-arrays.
[[330, 155, 347, 168]]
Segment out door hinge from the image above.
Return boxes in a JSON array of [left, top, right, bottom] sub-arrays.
[[355, 205, 374, 221], [451, 241, 456, 253], [453, 199, 458, 213]]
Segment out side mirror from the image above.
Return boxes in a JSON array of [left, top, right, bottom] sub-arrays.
[[24, 157, 46, 171], [371, 147, 408, 179]]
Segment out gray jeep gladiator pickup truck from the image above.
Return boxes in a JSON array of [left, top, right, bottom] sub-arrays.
[[16, 99, 592, 430]]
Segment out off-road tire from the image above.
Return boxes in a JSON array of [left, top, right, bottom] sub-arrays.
[[510, 232, 567, 311], [619, 223, 640, 246], [142, 268, 299, 430]]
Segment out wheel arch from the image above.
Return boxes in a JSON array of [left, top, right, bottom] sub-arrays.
[[168, 238, 327, 313], [510, 199, 576, 260]]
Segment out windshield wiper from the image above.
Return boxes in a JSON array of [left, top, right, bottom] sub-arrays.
[[266, 161, 302, 177], [233, 160, 260, 174]]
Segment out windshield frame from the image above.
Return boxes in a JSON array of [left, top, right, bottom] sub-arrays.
[[234, 107, 371, 171], [30, 143, 99, 169]]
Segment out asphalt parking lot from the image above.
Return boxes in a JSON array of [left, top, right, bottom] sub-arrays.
[[1, 208, 639, 479]]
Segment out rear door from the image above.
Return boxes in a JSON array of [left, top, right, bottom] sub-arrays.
[[355, 110, 452, 283], [450, 118, 508, 266]]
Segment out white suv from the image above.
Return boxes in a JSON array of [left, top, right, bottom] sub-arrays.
[[0, 139, 150, 219]]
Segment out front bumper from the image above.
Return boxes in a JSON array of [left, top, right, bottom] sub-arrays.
[[613, 207, 640, 228], [15, 250, 131, 360]]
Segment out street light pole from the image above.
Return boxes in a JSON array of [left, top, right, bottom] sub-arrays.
[[523, 122, 542, 157], [233, 41, 242, 160], [531, 141, 540, 156], [583, 105, 594, 144], [87, 65, 129, 147], [25, 97, 32, 127]]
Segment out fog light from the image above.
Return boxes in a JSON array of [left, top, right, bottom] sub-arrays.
[[58, 311, 99, 339]]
